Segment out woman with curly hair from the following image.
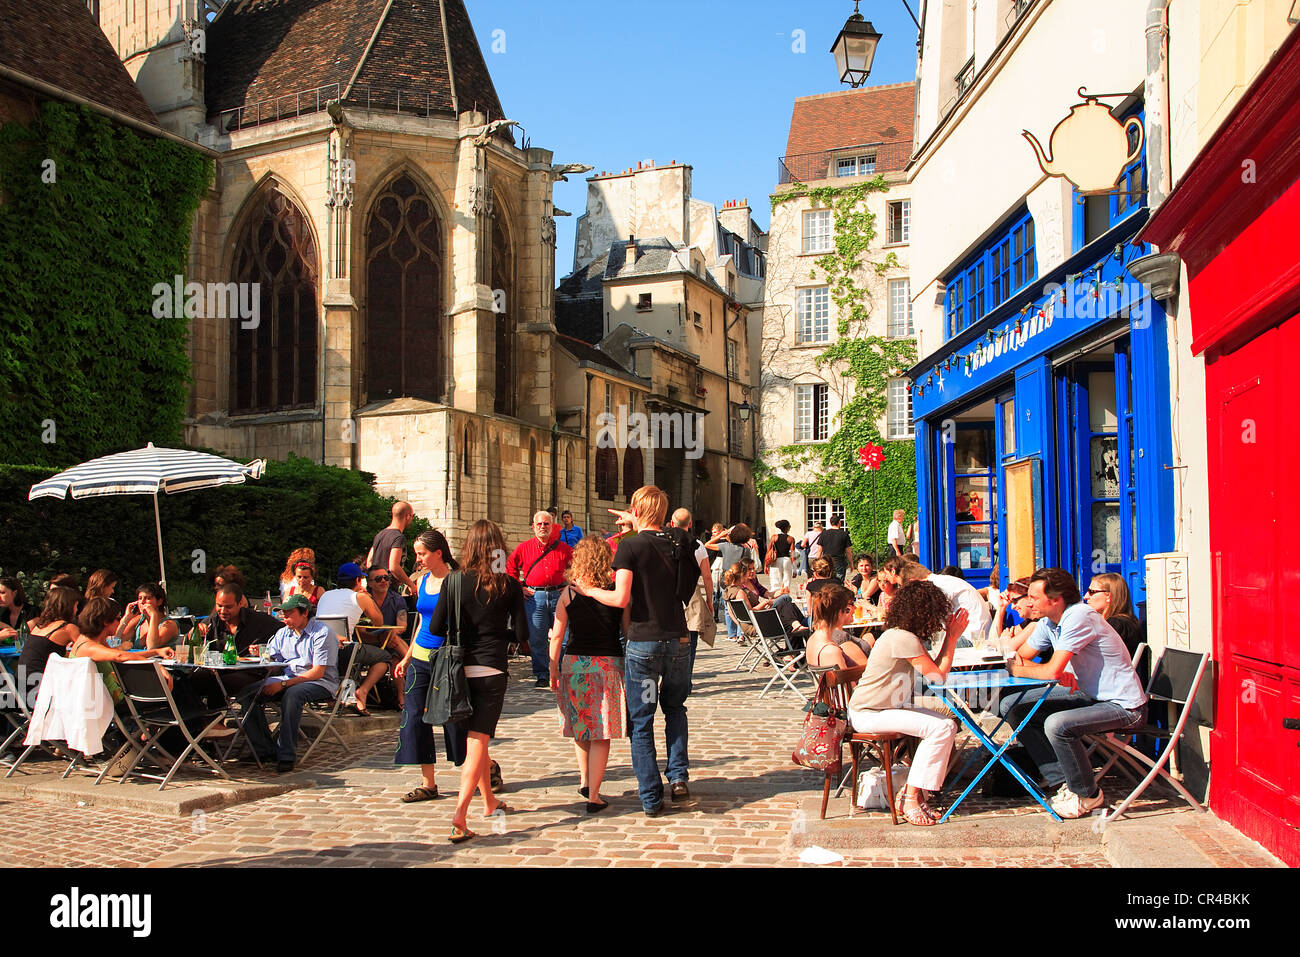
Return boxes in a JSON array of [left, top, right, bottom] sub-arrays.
[[425, 520, 525, 844], [848, 579, 969, 826], [279, 549, 315, 601], [548, 535, 625, 813], [283, 560, 325, 609]]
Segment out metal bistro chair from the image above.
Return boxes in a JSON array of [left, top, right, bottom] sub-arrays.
[[107, 660, 235, 790], [1088, 644, 1211, 822], [5, 655, 124, 780], [295, 624, 366, 765], [746, 606, 813, 701], [727, 599, 765, 673]]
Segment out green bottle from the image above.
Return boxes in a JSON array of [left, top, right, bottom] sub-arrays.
[[223, 632, 237, 665]]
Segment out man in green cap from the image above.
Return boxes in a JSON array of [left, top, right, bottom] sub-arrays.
[[243, 593, 338, 772]]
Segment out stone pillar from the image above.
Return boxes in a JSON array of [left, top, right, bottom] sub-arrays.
[[512, 147, 557, 427], [322, 281, 356, 467], [448, 112, 498, 414]]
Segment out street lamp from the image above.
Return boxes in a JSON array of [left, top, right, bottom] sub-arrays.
[[737, 399, 753, 422], [831, 2, 882, 88]]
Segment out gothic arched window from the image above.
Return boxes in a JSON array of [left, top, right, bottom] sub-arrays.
[[230, 188, 319, 412], [492, 214, 515, 416], [365, 173, 444, 402]]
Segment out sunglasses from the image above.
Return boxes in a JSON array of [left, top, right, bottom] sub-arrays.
[[371, 575, 389, 583], [1085, 588, 1107, 597]]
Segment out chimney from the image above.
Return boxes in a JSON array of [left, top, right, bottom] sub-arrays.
[[625, 237, 638, 270]]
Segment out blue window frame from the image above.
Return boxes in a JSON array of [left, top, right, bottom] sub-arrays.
[[945, 208, 1037, 339], [1073, 104, 1147, 252]]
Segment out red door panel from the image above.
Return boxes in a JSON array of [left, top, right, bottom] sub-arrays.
[[1232, 658, 1285, 822], [1280, 315, 1300, 669], [1212, 328, 1279, 665], [1286, 668, 1300, 831]]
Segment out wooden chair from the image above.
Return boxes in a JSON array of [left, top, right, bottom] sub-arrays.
[[819, 665, 914, 823]]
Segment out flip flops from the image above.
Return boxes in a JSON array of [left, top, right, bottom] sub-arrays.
[[448, 824, 476, 844], [401, 785, 440, 803]]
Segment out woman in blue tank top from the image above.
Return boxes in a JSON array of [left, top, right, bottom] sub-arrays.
[[393, 529, 457, 802]]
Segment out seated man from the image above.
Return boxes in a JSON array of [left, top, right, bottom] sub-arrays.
[[200, 583, 280, 654], [243, 594, 338, 772], [317, 563, 393, 716], [1002, 567, 1147, 818]]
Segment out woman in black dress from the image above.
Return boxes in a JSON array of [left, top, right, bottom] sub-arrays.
[[0, 578, 31, 643], [428, 520, 527, 844]]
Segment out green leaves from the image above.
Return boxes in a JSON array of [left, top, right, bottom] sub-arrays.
[[0, 102, 212, 468]]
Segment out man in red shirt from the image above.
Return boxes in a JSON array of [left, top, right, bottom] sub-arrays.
[[505, 510, 574, 688]]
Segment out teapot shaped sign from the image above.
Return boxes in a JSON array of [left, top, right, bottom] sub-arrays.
[[1022, 88, 1144, 195]]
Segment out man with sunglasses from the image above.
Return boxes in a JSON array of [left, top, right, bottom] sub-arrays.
[[506, 510, 574, 688]]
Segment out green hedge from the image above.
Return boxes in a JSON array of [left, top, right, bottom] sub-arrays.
[[0, 455, 429, 603], [0, 101, 212, 468]]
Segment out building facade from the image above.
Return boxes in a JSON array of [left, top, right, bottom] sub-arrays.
[[95, 0, 584, 545], [556, 161, 764, 531], [760, 83, 917, 550], [1141, 2, 1299, 866]]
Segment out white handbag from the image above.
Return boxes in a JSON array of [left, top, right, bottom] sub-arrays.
[[856, 763, 911, 810]]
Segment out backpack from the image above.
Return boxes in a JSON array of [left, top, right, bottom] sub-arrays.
[[647, 528, 702, 604]]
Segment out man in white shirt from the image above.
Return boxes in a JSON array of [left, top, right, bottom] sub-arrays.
[[316, 562, 392, 716], [887, 509, 908, 557], [888, 560, 991, 646]]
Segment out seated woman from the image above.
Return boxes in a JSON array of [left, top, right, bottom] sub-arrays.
[[68, 598, 176, 675], [1084, 572, 1147, 682], [17, 585, 83, 692], [0, 577, 32, 643], [724, 559, 810, 649], [848, 556, 881, 603], [284, 561, 325, 609], [803, 557, 836, 598], [804, 584, 872, 672], [115, 583, 179, 650], [847, 580, 969, 826]]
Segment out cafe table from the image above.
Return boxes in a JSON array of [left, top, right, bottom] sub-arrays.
[[925, 669, 1063, 823], [163, 657, 286, 768]]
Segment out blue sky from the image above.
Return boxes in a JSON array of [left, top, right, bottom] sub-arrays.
[[466, 0, 920, 277]]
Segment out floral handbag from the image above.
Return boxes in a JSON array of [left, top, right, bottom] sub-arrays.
[[791, 676, 848, 772]]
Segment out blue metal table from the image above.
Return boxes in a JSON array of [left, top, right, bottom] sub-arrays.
[[926, 669, 1062, 823]]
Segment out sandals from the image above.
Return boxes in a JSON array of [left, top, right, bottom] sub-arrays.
[[448, 824, 476, 844], [487, 800, 512, 816], [895, 788, 939, 826], [401, 785, 440, 803], [586, 799, 610, 814]]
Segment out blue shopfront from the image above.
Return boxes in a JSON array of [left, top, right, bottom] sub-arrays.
[[906, 208, 1175, 606]]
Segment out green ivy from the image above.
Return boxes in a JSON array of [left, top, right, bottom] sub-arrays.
[[0, 102, 213, 467], [763, 179, 918, 557]]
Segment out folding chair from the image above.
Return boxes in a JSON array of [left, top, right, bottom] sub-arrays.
[[296, 634, 365, 765], [315, 616, 351, 642], [107, 660, 234, 790], [0, 655, 38, 768], [727, 599, 764, 673], [5, 656, 120, 780], [1089, 645, 1210, 821], [747, 606, 812, 701]]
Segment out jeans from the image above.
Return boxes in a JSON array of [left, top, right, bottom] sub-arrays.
[[525, 588, 560, 680], [245, 680, 335, 763], [793, 548, 807, 578], [624, 638, 693, 811], [1001, 686, 1146, 797]]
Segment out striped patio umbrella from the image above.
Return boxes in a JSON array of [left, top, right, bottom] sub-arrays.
[[28, 443, 267, 588]]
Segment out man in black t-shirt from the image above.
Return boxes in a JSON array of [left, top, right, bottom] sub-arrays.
[[367, 502, 415, 594], [575, 485, 695, 816], [818, 517, 854, 583]]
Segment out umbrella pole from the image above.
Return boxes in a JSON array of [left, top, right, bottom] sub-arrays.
[[153, 492, 167, 589]]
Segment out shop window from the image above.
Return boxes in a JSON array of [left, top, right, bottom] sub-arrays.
[[952, 427, 995, 573]]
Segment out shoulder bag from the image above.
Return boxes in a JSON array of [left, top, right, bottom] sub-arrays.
[[791, 673, 848, 772], [423, 571, 474, 726]]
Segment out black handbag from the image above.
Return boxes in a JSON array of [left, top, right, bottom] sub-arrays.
[[423, 571, 473, 725]]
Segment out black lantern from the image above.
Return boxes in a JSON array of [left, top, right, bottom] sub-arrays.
[[737, 399, 753, 422], [831, 2, 882, 88]]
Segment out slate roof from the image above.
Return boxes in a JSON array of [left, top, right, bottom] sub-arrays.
[[554, 334, 631, 376], [0, 0, 160, 128], [784, 81, 915, 170], [206, 0, 506, 131]]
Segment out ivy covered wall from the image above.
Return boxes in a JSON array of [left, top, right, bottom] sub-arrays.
[[0, 101, 213, 467], [758, 178, 918, 557]]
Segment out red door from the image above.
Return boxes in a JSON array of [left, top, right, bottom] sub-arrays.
[[1208, 315, 1300, 865]]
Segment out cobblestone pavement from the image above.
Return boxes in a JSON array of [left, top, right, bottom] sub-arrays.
[[0, 639, 1259, 868]]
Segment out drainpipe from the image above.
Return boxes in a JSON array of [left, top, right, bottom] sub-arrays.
[[1144, 0, 1173, 211], [584, 371, 593, 533]]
